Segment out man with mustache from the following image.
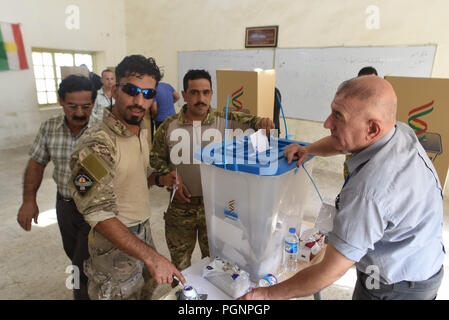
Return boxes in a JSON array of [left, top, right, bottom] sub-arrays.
[[150, 69, 275, 276], [17, 74, 97, 300], [70, 55, 186, 300]]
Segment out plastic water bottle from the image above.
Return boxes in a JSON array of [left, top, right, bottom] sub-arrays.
[[181, 285, 200, 300], [284, 227, 299, 273], [258, 273, 278, 287]]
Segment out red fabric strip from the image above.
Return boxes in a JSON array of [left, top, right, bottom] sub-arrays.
[[11, 24, 28, 70]]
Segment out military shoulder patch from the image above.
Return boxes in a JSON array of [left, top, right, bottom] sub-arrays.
[[73, 169, 95, 196], [81, 153, 109, 181]]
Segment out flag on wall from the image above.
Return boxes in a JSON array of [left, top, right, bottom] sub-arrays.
[[0, 22, 28, 71]]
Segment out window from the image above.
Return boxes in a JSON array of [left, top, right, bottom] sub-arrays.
[[31, 48, 95, 106]]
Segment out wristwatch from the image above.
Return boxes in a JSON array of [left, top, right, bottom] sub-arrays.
[[155, 173, 166, 187]]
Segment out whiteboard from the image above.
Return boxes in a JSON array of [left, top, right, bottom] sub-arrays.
[[275, 45, 437, 122], [178, 49, 274, 108]]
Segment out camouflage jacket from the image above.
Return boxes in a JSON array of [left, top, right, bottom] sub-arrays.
[[70, 107, 152, 228], [150, 105, 262, 197]]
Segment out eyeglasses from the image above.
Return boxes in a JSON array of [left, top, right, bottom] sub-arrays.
[[117, 82, 157, 99]]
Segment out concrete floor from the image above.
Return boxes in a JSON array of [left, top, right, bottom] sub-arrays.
[[1, 145, 448, 300]]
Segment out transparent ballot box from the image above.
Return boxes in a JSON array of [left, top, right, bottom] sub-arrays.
[[194, 136, 314, 282]]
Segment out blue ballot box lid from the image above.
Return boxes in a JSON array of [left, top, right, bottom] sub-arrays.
[[193, 136, 314, 176]]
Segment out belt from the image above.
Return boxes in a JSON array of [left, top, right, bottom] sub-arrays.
[[357, 266, 443, 290], [128, 219, 148, 234], [57, 192, 73, 202], [174, 196, 203, 205], [189, 196, 203, 205], [357, 269, 393, 289]]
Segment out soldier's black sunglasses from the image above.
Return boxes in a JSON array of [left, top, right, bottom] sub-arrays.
[[118, 83, 157, 100]]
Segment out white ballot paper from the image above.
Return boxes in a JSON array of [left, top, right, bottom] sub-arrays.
[[170, 168, 178, 203], [249, 129, 269, 154]]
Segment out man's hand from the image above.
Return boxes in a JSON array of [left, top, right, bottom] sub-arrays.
[[173, 183, 191, 203], [237, 287, 270, 300], [160, 171, 178, 187], [284, 143, 309, 167], [18, 159, 46, 231], [257, 118, 276, 137], [95, 218, 188, 287], [162, 170, 191, 203], [17, 200, 39, 231], [145, 252, 187, 286]]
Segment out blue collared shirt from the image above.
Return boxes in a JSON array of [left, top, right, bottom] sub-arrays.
[[153, 82, 176, 122], [328, 122, 445, 283]]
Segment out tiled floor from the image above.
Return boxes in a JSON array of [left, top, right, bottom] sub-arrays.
[[0, 145, 447, 300]]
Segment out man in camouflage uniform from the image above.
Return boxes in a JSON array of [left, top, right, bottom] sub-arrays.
[[70, 55, 185, 300], [150, 69, 275, 273]]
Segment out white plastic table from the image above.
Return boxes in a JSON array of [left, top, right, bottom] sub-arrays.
[[161, 223, 326, 300], [177, 249, 325, 300]]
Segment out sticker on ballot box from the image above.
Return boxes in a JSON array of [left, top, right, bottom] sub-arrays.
[[224, 199, 239, 220]]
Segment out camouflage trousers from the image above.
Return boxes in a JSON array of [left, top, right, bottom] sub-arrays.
[[164, 197, 210, 271], [83, 219, 156, 300]]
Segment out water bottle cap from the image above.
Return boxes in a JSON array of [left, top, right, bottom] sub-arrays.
[[182, 285, 198, 298], [289, 227, 296, 234]]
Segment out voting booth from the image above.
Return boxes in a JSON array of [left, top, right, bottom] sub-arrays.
[[60, 66, 89, 79], [216, 69, 275, 119], [194, 136, 314, 282], [386, 76, 449, 188]]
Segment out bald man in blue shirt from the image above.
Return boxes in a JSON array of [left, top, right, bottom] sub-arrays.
[[239, 75, 445, 300]]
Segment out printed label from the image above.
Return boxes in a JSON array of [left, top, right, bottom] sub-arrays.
[[285, 241, 298, 254], [263, 274, 277, 286], [224, 200, 238, 220]]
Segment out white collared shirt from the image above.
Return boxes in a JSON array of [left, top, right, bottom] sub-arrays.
[[89, 88, 115, 126]]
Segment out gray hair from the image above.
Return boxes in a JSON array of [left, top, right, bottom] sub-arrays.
[[336, 76, 397, 124], [336, 77, 375, 101]]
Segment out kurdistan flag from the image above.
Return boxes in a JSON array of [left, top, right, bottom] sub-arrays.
[[0, 22, 28, 71]]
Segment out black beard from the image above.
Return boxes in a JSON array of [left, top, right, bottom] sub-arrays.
[[124, 116, 142, 125], [124, 105, 144, 125]]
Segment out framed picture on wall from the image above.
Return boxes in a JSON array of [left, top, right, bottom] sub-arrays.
[[245, 26, 279, 48]]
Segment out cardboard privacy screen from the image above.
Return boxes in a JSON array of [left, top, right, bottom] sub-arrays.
[[386, 76, 449, 188], [60, 66, 89, 79], [216, 69, 275, 120]]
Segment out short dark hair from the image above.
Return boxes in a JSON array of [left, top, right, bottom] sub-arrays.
[[101, 69, 113, 77], [115, 55, 163, 84], [358, 66, 378, 77], [58, 74, 97, 102], [183, 69, 212, 91]]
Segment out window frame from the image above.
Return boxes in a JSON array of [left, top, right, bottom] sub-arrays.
[[31, 47, 97, 107]]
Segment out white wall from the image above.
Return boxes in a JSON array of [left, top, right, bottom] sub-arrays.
[[0, 0, 127, 150], [2, 0, 449, 189], [125, 0, 449, 193], [125, 0, 449, 88], [124, 0, 449, 140]]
